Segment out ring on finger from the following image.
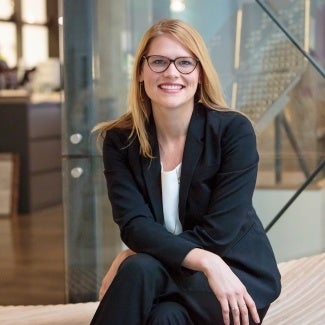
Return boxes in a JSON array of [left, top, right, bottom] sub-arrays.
[[231, 306, 239, 312]]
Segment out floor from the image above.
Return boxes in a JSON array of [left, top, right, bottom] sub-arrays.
[[0, 205, 65, 306]]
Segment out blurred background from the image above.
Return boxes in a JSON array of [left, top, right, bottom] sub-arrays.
[[0, 0, 324, 305]]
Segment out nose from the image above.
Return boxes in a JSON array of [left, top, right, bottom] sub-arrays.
[[162, 61, 179, 75]]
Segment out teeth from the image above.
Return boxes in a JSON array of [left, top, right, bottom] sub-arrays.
[[160, 84, 182, 90]]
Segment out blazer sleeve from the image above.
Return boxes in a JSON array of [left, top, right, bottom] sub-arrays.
[[178, 113, 260, 257], [103, 130, 198, 271]]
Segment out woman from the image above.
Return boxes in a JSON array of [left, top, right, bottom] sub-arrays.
[[91, 19, 281, 325]]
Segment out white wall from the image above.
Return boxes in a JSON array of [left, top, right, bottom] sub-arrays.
[[253, 187, 325, 263]]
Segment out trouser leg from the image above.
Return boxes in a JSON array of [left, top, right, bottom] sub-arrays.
[[146, 301, 194, 325], [90, 253, 179, 325], [90, 253, 270, 325], [255, 305, 269, 324], [174, 271, 270, 325]]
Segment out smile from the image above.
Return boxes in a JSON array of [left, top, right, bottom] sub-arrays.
[[159, 84, 183, 90]]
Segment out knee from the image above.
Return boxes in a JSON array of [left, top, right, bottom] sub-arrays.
[[147, 301, 193, 325], [118, 253, 164, 279]]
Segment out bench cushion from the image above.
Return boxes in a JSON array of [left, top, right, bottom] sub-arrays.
[[263, 252, 325, 324]]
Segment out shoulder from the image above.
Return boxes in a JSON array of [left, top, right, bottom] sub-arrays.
[[197, 105, 259, 167], [103, 127, 135, 150], [197, 103, 255, 137]]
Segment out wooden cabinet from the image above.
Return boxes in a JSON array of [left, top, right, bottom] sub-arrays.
[[0, 97, 62, 213]]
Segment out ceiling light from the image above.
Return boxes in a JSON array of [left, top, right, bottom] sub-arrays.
[[170, 0, 185, 12]]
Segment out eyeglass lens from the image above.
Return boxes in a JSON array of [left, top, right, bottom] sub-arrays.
[[145, 55, 198, 74]]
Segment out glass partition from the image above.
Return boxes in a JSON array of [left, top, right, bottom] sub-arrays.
[[232, 1, 325, 187], [62, 156, 120, 302], [61, 0, 325, 302], [257, 0, 325, 69]]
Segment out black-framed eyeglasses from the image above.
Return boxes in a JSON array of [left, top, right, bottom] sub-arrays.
[[143, 55, 199, 74]]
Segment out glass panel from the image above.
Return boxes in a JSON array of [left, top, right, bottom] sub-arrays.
[[232, 1, 325, 187], [62, 156, 121, 301], [22, 25, 48, 68], [21, 0, 47, 23], [258, 0, 325, 68], [61, 0, 121, 301], [236, 1, 325, 262], [94, 0, 239, 118], [0, 0, 14, 19], [61, 0, 325, 301]]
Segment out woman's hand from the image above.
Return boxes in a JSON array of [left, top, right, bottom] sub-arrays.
[[182, 248, 260, 325], [99, 249, 135, 301], [204, 254, 260, 325]]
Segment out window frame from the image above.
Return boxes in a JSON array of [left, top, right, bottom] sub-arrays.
[[0, 0, 58, 68]]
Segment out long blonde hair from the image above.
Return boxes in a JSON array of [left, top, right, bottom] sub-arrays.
[[95, 18, 229, 158]]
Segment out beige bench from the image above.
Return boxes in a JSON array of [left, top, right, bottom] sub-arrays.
[[1, 253, 324, 325], [263, 252, 325, 324]]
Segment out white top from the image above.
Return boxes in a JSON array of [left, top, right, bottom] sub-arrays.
[[161, 163, 183, 235]]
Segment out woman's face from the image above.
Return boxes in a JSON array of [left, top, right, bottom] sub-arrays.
[[140, 34, 200, 113]]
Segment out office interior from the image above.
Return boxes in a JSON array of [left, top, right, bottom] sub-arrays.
[[0, 0, 324, 306]]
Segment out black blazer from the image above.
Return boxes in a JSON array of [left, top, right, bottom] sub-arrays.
[[103, 103, 281, 308]]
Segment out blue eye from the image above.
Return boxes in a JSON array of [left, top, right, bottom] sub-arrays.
[[177, 59, 195, 66], [144, 55, 199, 74], [149, 56, 168, 66], [153, 60, 166, 65]]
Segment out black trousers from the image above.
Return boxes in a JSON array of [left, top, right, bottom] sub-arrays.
[[90, 253, 269, 325]]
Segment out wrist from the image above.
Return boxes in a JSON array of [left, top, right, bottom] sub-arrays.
[[199, 250, 221, 276], [182, 248, 220, 274]]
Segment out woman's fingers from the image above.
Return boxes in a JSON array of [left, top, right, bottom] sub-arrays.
[[229, 294, 249, 325], [244, 293, 260, 324], [237, 300, 249, 325], [219, 297, 231, 325], [230, 303, 241, 325], [220, 294, 259, 325], [200, 253, 260, 324]]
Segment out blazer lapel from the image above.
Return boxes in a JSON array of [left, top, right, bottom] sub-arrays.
[[141, 120, 165, 225], [140, 105, 205, 226], [179, 105, 205, 223]]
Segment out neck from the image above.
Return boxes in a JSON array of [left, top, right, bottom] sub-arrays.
[[153, 105, 193, 143], [153, 104, 193, 171]]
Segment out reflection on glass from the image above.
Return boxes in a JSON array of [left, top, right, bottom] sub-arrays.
[[62, 156, 121, 301], [258, 0, 325, 68], [0, 22, 17, 67], [255, 60, 325, 188], [21, 0, 47, 23], [309, 0, 325, 67], [22, 25, 48, 68]]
